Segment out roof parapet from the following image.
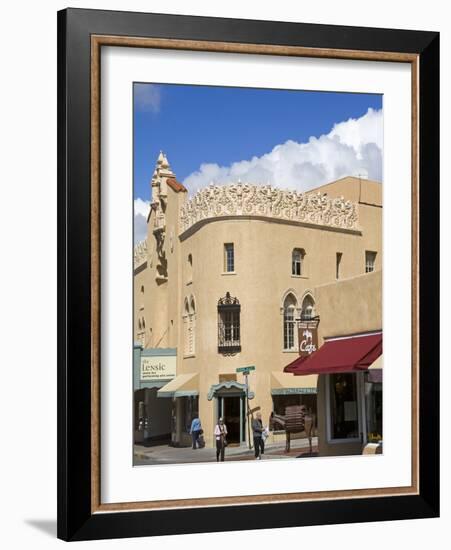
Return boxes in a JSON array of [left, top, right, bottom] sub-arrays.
[[180, 183, 359, 234]]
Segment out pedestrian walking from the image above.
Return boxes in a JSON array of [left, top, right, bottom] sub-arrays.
[[214, 417, 228, 462], [252, 411, 265, 459], [189, 413, 202, 449]]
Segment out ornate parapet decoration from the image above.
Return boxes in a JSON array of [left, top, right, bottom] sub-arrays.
[[180, 183, 359, 234], [134, 239, 148, 270]]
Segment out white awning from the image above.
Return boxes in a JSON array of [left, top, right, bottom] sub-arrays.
[[157, 373, 199, 398]]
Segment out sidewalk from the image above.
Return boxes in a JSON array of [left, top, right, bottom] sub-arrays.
[[134, 437, 319, 465]]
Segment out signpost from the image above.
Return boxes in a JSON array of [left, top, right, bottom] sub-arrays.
[[236, 366, 256, 449], [236, 365, 255, 374]]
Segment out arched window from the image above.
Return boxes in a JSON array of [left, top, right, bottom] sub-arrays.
[[183, 296, 196, 356], [183, 298, 190, 355], [301, 294, 315, 320], [189, 295, 196, 355], [217, 292, 241, 353], [292, 248, 305, 276], [187, 253, 193, 283], [283, 293, 298, 350], [137, 318, 145, 347]]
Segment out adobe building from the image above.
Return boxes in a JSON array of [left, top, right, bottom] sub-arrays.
[[133, 152, 382, 452], [285, 270, 382, 456]]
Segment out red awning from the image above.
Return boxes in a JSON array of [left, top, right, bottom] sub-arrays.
[[283, 354, 309, 373], [284, 332, 382, 375]]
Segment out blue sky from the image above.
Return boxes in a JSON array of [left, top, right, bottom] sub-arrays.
[[133, 83, 383, 242]]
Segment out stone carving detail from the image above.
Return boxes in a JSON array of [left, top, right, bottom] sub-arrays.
[[180, 183, 359, 232], [134, 239, 148, 269]]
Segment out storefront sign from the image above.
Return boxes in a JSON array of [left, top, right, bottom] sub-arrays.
[[271, 387, 317, 395], [140, 355, 176, 381], [298, 324, 319, 357]]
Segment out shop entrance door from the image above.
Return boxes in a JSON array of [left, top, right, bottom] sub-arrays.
[[218, 394, 245, 445]]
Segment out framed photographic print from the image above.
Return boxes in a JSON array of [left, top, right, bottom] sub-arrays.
[[57, 8, 439, 541]]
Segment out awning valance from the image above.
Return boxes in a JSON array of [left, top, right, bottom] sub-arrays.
[[157, 373, 199, 398], [271, 371, 318, 395], [284, 332, 382, 376]]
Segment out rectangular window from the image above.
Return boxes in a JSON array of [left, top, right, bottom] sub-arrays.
[[272, 395, 302, 416], [272, 394, 316, 417], [365, 250, 377, 273], [329, 373, 359, 440], [218, 310, 241, 353], [291, 248, 302, 277], [224, 243, 234, 272], [336, 252, 342, 279], [364, 371, 383, 442]]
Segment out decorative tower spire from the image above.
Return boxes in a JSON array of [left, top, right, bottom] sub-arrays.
[[160, 152, 170, 169], [151, 151, 175, 202], [157, 150, 165, 165]]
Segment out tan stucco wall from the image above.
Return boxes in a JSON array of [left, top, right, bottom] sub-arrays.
[[314, 176, 382, 207], [314, 270, 382, 342], [134, 163, 382, 450], [134, 265, 153, 347]]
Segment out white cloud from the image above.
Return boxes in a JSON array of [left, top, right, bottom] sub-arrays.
[[134, 84, 161, 113], [134, 198, 150, 244], [183, 108, 383, 194]]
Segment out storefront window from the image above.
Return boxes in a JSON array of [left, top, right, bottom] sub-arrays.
[[364, 371, 383, 442], [273, 394, 302, 416], [182, 396, 199, 434], [272, 394, 316, 424], [329, 373, 359, 440]]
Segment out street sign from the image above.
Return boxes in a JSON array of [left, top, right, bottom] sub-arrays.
[[247, 406, 261, 416], [236, 365, 256, 373]]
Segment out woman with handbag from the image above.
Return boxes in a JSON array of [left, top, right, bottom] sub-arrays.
[[214, 417, 228, 462]]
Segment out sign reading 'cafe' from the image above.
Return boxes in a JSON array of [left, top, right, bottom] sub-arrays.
[[298, 324, 319, 357]]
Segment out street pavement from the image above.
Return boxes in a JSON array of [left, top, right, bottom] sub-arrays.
[[134, 437, 319, 466]]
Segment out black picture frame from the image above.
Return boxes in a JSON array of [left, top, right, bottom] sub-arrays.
[[57, 7, 439, 541]]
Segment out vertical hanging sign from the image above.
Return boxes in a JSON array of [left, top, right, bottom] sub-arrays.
[[298, 321, 319, 357]]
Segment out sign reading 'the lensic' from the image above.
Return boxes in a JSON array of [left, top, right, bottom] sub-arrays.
[[140, 355, 176, 381]]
